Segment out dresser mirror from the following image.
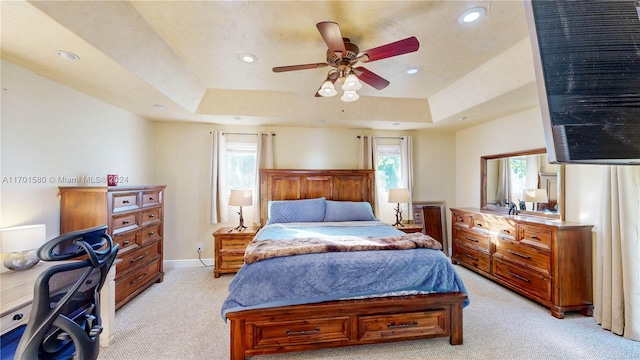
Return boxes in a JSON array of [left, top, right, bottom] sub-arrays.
[[481, 148, 564, 220]]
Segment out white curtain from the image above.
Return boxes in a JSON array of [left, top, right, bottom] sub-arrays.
[[358, 135, 380, 216], [253, 133, 275, 224], [496, 159, 510, 206], [400, 136, 414, 219], [209, 131, 228, 224], [595, 165, 640, 341]]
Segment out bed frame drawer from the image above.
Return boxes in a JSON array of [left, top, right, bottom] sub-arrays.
[[250, 317, 350, 348], [358, 310, 447, 341]]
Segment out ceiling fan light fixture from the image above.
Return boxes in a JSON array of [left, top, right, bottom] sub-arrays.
[[319, 80, 337, 97], [341, 73, 362, 91], [241, 54, 257, 63], [341, 90, 359, 102], [458, 7, 486, 24]]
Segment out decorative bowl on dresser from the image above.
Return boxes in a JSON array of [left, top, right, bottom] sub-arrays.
[[450, 207, 593, 318], [59, 185, 166, 310], [213, 226, 259, 278]]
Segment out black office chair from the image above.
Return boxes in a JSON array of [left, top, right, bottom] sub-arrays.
[[1, 225, 119, 360]]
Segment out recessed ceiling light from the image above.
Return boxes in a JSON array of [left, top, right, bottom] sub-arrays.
[[56, 50, 80, 60], [152, 104, 164, 110], [458, 116, 468, 121], [404, 67, 420, 75], [233, 116, 242, 120], [392, 122, 401, 126], [241, 54, 257, 63], [458, 6, 486, 24]]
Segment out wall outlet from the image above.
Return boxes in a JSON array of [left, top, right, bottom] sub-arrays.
[[197, 243, 203, 252]]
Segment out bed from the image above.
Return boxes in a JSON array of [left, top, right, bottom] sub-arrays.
[[222, 169, 468, 360]]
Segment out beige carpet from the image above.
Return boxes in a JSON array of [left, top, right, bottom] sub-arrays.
[[98, 265, 639, 360]]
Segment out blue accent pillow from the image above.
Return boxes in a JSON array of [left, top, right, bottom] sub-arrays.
[[323, 200, 376, 222], [267, 198, 326, 224]]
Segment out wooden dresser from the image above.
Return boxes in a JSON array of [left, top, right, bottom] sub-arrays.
[[213, 226, 259, 278], [59, 185, 166, 310], [450, 208, 593, 318]]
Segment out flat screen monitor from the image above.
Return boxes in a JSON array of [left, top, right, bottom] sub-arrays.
[[524, 0, 640, 164]]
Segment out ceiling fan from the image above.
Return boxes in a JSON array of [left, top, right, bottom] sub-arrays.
[[272, 21, 420, 102]]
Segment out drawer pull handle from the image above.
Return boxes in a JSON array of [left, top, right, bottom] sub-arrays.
[[387, 320, 418, 329], [131, 255, 146, 263], [149, 197, 155, 200], [286, 327, 320, 336], [502, 229, 511, 234], [531, 235, 538, 239], [508, 271, 530, 282], [463, 236, 479, 243], [123, 200, 130, 204], [122, 220, 130, 225], [507, 249, 531, 259], [476, 223, 483, 227], [148, 232, 154, 236], [148, 214, 155, 218], [123, 240, 130, 245], [464, 253, 479, 261], [130, 273, 147, 285], [13, 313, 24, 321]]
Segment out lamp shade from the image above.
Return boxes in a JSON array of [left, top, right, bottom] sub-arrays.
[[319, 80, 337, 97], [0, 224, 46, 253], [341, 73, 362, 91], [523, 188, 548, 203], [229, 189, 253, 207], [341, 90, 359, 102], [388, 188, 410, 204]]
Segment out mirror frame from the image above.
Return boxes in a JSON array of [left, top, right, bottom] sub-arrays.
[[481, 148, 565, 221]]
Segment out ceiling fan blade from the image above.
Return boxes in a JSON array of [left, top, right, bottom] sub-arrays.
[[352, 67, 390, 90], [358, 36, 420, 63], [316, 21, 347, 56], [272, 63, 328, 73]]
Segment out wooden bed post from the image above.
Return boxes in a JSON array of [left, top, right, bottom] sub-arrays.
[[229, 319, 246, 360], [450, 301, 464, 345]]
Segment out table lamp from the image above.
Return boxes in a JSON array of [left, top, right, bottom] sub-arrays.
[[229, 189, 252, 231], [523, 189, 548, 211], [0, 224, 46, 271], [388, 188, 410, 227]]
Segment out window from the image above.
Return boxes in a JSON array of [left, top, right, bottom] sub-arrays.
[[375, 144, 402, 192], [508, 156, 527, 203], [226, 141, 257, 194]]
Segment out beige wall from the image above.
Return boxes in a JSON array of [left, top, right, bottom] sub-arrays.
[[1, 60, 155, 240], [153, 122, 457, 262]]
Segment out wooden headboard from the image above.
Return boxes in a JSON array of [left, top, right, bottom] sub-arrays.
[[259, 169, 375, 226]]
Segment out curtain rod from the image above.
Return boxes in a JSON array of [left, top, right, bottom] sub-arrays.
[[209, 132, 275, 136], [357, 135, 404, 140]]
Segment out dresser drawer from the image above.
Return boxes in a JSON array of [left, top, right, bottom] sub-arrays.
[[493, 258, 551, 303], [116, 260, 161, 304], [111, 212, 139, 235], [112, 231, 139, 254], [141, 207, 161, 226], [455, 228, 490, 252], [112, 192, 140, 213], [116, 243, 161, 278], [142, 190, 162, 207], [451, 211, 472, 228], [250, 316, 350, 348], [219, 255, 245, 271], [494, 239, 550, 275], [518, 224, 552, 250], [358, 310, 447, 341], [140, 224, 162, 246], [221, 238, 252, 250], [453, 244, 490, 273], [1, 304, 31, 334]]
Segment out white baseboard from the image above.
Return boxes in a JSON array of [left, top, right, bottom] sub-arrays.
[[164, 258, 213, 269]]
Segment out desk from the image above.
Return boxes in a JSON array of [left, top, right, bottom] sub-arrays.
[[0, 261, 117, 347]]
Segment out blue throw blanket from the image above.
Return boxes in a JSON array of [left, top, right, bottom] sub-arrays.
[[221, 222, 469, 319]]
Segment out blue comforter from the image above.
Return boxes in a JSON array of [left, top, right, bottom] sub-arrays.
[[221, 221, 469, 319]]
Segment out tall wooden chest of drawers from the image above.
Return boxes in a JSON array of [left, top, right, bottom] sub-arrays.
[[450, 208, 593, 318], [59, 185, 166, 310]]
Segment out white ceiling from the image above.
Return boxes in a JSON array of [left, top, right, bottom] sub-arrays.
[[1, 0, 541, 131]]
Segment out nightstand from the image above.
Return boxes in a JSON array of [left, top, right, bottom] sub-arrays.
[[394, 223, 424, 234], [213, 226, 259, 278]]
